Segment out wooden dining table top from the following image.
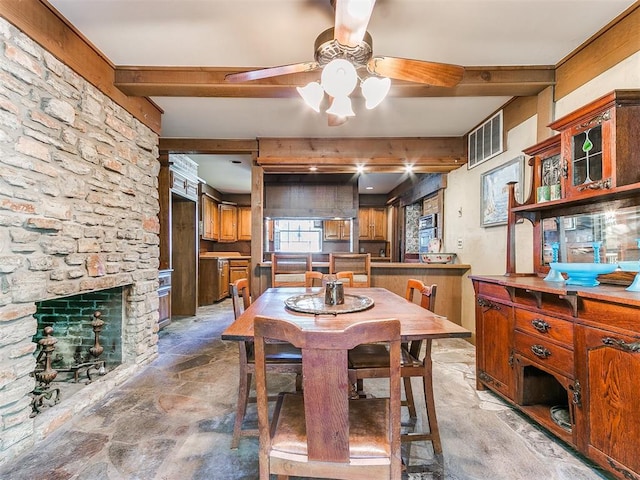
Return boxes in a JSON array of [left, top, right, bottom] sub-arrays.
[[221, 287, 471, 342]]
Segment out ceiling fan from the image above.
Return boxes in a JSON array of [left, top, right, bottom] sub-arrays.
[[225, 0, 465, 125]]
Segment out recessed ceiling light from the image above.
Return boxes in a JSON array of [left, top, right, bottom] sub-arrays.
[[405, 164, 414, 173], [356, 165, 365, 173], [309, 166, 317, 171], [365, 186, 373, 190]]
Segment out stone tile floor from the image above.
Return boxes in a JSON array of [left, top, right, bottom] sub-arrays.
[[0, 300, 612, 479]]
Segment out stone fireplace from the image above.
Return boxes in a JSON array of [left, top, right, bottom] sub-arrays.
[[0, 17, 160, 466]]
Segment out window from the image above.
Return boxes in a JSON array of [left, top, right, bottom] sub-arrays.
[[274, 220, 322, 252]]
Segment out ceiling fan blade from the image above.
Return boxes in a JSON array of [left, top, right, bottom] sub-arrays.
[[225, 61, 319, 83], [333, 0, 376, 47], [368, 56, 464, 87]]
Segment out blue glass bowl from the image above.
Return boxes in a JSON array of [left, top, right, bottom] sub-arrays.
[[618, 261, 640, 272], [550, 262, 617, 287]]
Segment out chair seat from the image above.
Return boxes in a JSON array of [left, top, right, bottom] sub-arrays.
[[249, 343, 302, 363], [271, 393, 391, 459], [349, 343, 421, 368]]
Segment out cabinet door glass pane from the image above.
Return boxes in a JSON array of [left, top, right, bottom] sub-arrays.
[[571, 125, 603, 186]]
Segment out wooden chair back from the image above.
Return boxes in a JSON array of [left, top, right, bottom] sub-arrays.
[[230, 278, 251, 320], [271, 253, 312, 287], [254, 315, 402, 479], [304, 270, 323, 287], [335, 270, 354, 287], [405, 278, 438, 312], [329, 253, 371, 287]]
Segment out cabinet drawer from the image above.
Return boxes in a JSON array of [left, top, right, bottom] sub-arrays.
[[514, 331, 573, 376], [515, 309, 573, 347], [229, 259, 248, 268], [474, 281, 510, 302]]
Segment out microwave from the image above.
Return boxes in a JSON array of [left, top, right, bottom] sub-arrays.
[[419, 214, 437, 231]]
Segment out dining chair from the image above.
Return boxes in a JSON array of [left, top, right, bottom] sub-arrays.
[[348, 279, 441, 453], [229, 278, 303, 449], [271, 253, 312, 287], [304, 270, 323, 287], [329, 253, 371, 287], [335, 270, 354, 287], [254, 315, 402, 480]]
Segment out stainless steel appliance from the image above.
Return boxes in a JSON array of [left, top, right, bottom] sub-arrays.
[[418, 214, 438, 258]]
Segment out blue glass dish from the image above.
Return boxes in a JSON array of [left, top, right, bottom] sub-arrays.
[[550, 262, 617, 287]]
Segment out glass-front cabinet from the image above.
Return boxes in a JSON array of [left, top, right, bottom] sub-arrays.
[[548, 90, 640, 201]]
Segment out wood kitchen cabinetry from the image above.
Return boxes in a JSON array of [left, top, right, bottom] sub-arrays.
[[237, 206, 251, 241], [199, 256, 230, 304], [358, 207, 386, 241], [219, 204, 238, 242], [474, 90, 640, 480], [201, 194, 219, 241], [323, 219, 351, 241], [157, 269, 172, 330]]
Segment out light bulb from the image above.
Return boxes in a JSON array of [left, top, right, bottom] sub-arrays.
[[296, 82, 324, 112], [326, 96, 355, 118], [321, 59, 358, 97], [361, 76, 391, 109]]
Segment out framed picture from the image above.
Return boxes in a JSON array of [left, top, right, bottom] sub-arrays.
[[480, 155, 524, 227]]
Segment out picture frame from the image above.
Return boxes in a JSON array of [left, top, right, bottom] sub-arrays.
[[480, 155, 525, 227]]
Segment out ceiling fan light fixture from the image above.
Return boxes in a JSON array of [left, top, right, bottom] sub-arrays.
[[326, 95, 355, 118], [361, 76, 391, 109], [321, 59, 358, 97], [297, 82, 324, 112]]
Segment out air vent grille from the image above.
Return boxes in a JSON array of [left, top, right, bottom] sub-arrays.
[[468, 110, 503, 169]]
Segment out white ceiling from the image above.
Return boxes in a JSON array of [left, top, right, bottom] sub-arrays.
[[48, 0, 637, 194]]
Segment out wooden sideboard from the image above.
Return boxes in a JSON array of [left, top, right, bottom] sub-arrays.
[[473, 90, 640, 480], [472, 275, 640, 480]]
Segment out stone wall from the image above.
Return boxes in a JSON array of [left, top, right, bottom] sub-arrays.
[[0, 17, 160, 464]]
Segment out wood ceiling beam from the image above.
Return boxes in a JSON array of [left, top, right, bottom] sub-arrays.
[[257, 137, 466, 172], [159, 138, 258, 154], [114, 65, 555, 98]]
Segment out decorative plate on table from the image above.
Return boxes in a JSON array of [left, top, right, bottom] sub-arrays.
[[284, 293, 374, 315]]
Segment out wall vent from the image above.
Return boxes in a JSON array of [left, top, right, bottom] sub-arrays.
[[468, 110, 504, 169]]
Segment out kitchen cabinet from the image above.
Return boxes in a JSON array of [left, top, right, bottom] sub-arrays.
[[229, 257, 250, 288], [157, 269, 172, 330], [170, 167, 199, 201], [201, 194, 219, 241], [323, 219, 351, 241], [219, 204, 238, 242], [237, 206, 251, 241], [358, 207, 386, 241], [199, 256, 230, 304]]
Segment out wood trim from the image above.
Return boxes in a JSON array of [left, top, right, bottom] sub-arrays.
[[0, 1, 162, 134], [114, 65, 555, 99], [503, 96, 538, 134], [555, 3, 640, 100]]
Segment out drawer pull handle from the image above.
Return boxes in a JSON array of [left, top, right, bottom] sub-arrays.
[[602, 337, 640, 353], [531, 344, 551, 358], [531, 319, 550, 333]]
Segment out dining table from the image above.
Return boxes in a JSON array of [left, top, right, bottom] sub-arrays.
[[222, 286, 472, 474], [221, 286, 471, 342]]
